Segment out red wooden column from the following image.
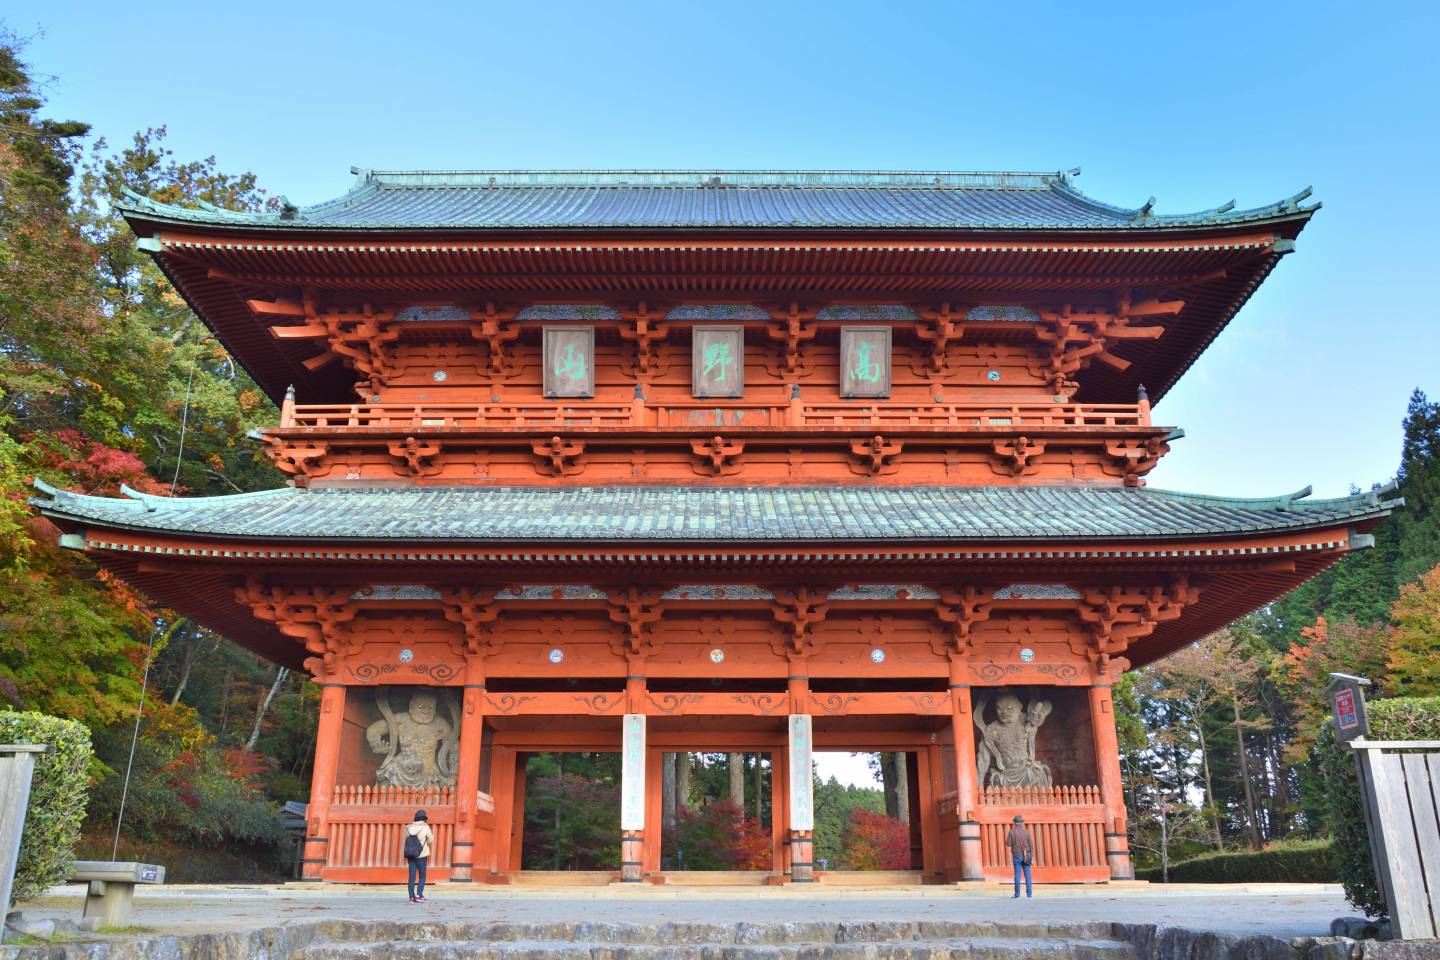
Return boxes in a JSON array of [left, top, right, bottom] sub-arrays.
[[302, 682, 346, 881], [487, 746, 517, 882], [450, 664, 487, 881], [916, 746, 943, 881], [643, 747, 664, 876], [949, 663, 985, 881], [509, 756, 528, 872], [1089, 683, 1134, 879]]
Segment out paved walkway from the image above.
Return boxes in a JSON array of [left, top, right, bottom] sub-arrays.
[[21, 882, 1354, 941]]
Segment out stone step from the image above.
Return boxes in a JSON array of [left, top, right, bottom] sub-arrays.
[[301, 937, 1136, 960], [312, 921, 1123, 945]]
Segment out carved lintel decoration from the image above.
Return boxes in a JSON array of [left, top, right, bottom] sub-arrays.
[[439, 586, 501, 658], [763, 302, 818, 377], [1074, 578, 1199, 671], [990, 437, 1046, 476], [265, 438, 329, 485], [387, 436, 444, 478], [606, 587, 665, 658], [617, 302, 672, 380], [848, 435, 903, 476], [465, 302, 521, 379], [236, 577, 358, 675], [1030, 292, 1181, 394], [932, 586, 995, 657], [690, 435, 745, 476], [254, 292, 400, 397], [912, 303, 966, 376], [769, 586, 832, 658], [530, 436, 586, 477], [1105, 436, 1170, 486]]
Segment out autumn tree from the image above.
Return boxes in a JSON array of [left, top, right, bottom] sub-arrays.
[[1387, 563, 1440, 695]]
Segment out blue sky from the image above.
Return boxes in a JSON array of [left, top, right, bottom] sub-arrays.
[[9, 0, 1439, 501]]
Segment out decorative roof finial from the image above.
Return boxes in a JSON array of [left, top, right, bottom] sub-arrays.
[[634, 383, 646, 400], [1137, 383, 1148, 404], [278, 197, 300, 221], [285, 384, 296, 403], [790, 383, 801, 399]]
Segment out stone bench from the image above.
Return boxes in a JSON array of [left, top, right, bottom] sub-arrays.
[[69, 861, 165, 927]]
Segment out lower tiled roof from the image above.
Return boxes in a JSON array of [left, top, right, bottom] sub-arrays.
[[31, 482, 1397, 543]]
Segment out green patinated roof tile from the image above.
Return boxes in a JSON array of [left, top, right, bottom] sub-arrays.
[[30, 483, 1396, 544], [116, 170, 1320, 233]]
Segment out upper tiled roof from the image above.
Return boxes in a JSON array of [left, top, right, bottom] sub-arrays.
[[118, 169, 1318, 232], [32, 482, 1394, 544]]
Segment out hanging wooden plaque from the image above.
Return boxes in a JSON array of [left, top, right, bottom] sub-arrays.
[[692, 325, 744, 398], [839, 326, 891, 398], [543, 326, 595, 398]]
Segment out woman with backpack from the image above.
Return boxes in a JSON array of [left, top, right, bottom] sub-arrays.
[[404, 810, 433, 902]]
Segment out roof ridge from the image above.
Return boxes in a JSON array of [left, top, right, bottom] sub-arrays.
[[353, 169, 1069, 191]]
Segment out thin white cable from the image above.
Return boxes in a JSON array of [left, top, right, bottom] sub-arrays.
[[112, 623, 159, 861]]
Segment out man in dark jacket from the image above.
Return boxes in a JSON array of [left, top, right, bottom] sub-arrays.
[[1005, 815, 1034, 898]]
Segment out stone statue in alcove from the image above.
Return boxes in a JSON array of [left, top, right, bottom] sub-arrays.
[[974, 692, 1054, 788], [366, 689, 459, 788]]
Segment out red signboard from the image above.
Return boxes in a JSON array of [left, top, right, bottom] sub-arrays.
[[1335, 688, 1359, 731]]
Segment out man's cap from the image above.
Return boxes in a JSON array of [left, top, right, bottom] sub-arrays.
[[415, 809, 428, 821]]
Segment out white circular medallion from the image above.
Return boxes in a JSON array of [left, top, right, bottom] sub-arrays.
[[869, 648, 886, 664], [986, 369, 1002, 382], [709, 648, 725, 664], [1019, 647, 1035, 663], [398, 648, 414, 663], [433, 370, 448, 382], [547, 647, 565, 664]]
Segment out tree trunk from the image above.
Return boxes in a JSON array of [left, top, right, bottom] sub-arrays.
[[169, 629, 199, 705], [1231, 698, 1261, 849], [676, 752, 691, 811], [245, 666, 289, 750], [662, 752, 678, 833], [881, 754, 899, 818], [1267, 733, 1291, 838], [752, 753, 762, 822], [729, 753, 745, 809], [894, 752, 910, 824], [1159, 807, 1170, 883], [1195, 721, 1223, 851]]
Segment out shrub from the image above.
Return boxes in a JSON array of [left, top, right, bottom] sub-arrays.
[[1134, 839, 1336, 883], [665, 799, 771, 870], [839, 809, 911, 870], [1308, 694, 1440, 917], [0, 710, 92, 903]]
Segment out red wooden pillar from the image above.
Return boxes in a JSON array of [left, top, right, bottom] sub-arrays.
[[949, 667, 985, 881], [643, 747, 664, 876], [1089, 684, 1134, 879], [302, 682, 345, 881], [917, 746, 943, 881], [509, 755, 528, 872], [450, 668, 486, 881], [487, 746, 517, 881]]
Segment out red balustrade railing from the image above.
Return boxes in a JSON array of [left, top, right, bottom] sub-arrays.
[[980, 784, 1102, 806], [280, 400, 1148, 432]]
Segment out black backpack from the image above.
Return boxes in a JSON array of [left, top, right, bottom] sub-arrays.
[[403, 832, 423, 860]]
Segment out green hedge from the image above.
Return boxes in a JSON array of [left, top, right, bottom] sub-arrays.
[[0, 711, 92, 903], [1310, 694, 1440, 918], [1135, 839, 1337, 883]]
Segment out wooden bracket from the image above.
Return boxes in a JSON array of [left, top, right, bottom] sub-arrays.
[[387, 436, 444, 478], [439, 586, 501, 658], [690, 435, 745, 476], [1105, 436, 1170, 486], [848, 435, 903, 476], [264, 438, 329, 486], [912, 303, 966, 376], [931, 586, 994, 657], [606, 587, 665, 658], [465, 302, 521, 379], [769, 585, 832, 658], [256, 292, 401, 397], [1074, 577, 1199, 671], [530, 436, 586, 477], [617, 302, 672, 380], [1030, 292, 1180, 393], [235, 578, 358, 675], [990, 437, 1046, 476], [763, 302, 818, 377]]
